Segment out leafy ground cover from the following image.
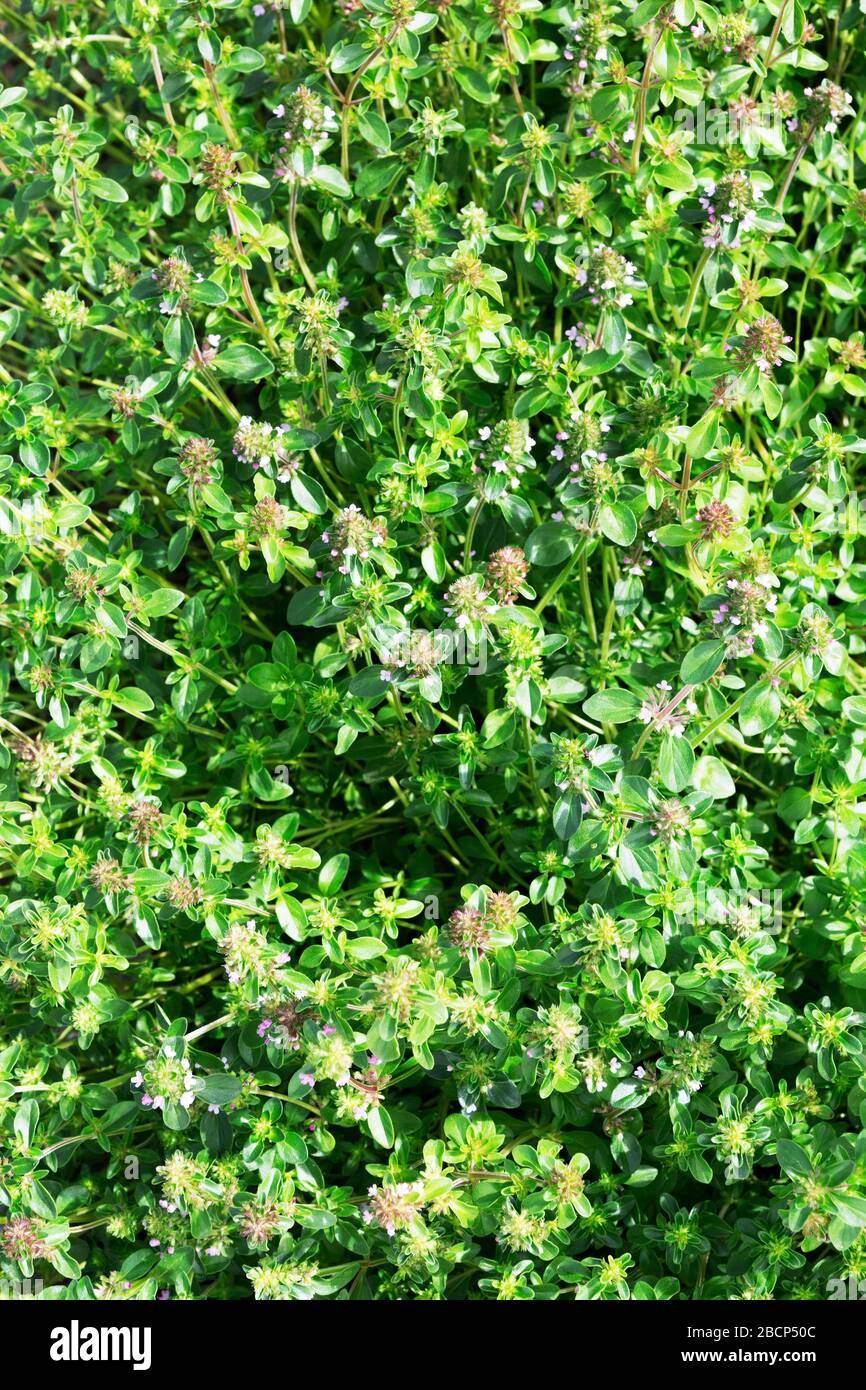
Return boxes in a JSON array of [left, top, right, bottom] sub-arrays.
[[1, 0, 866, 1302]]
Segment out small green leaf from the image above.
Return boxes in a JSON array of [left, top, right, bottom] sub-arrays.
[[214, 344, 275, 380], [679, 641, 725, 685], [691, 755, 736, 799], [583, 688, 643, 722], [598, 502, 638, 546]]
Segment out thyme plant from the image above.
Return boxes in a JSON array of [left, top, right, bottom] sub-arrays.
[[1, 0, 866, 1303]]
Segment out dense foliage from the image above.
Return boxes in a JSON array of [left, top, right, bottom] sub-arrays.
[[1, 0, 866, 1305]]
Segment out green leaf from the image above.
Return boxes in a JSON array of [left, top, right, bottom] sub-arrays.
[[319, 853, 350, 893], [679, 641, 725, 685], [0, 86, 26, 109], [14, 1098, 39, 1148], [214, 344, 275, 380], [227, 47, 266, 72], [141, 588, 186, 618], [775, 1139, 812, 1177], [356, 110, 391, 148], [454, 67, 494, 103], [196, 1074, 243, 1106], [290, 472, 327, 515], [653, 29, 681, 79], [410, 537, 443, 587], [362, 1102, 392, 1146], [738, 681, 781, 736], [842, 696, 866, 725], [658, 734, 694, 792], [831, 1195, 866, 1228], [583, 688, 642, 723], [310, 165, 352, 198], [525, 521, 578, 566], [691, 755, 736, 799], [553, 790, 583, 840], [598, 502, 637, 546], [685, 411, 719, 459], [112, 688, 155, 715], [90, 176, 128, 203]]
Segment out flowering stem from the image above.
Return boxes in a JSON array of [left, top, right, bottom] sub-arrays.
[[69, 172, 82, 225], [579, 548, 597, 643], [149, 43, 176, 130], [339, 25, 401, 177], [463, 499, 483, 573], [518, 170, 532, 224], [688, 654, 798, 747], [226, 203, 277, 355], [203, 60, 240, 150], [499, 29, 525, 116], [751, 0, 790, 98], [632, 683, 696, 758], [191, 370, 240, 424], [184, 1013, 233, 1043], [629, 29, 663, 175], [318, 348, 331, 409], [679, 454, 692, 523], [308, 445, 346, 504], [601, 594, 616, 666], [288, 181, 317, 292], [775, 126, 816, 210], [453, 802, 505, 868], [392, 374, 405, 455], [256, 1090, 320, 1115], [680, 248, 711, 330], [127, 622, 239, 695], [534, 508, 599, 614]]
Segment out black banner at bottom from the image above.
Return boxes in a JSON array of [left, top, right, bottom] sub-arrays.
[[1, 1294, 859, 1376]]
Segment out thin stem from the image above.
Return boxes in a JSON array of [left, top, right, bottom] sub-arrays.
[[226, 202, 277, 354], [339, 25, 401, 177], [534, 511, 599, 614], [751, 0, 790, 98], [499, 28, 525, 116], [629, 28, 664, 175], [680, 247, 711, 331], [204, 60, 240, 150], [288, 181, 317, 292], [149, 43, 176, 130], [579, 547, 598, 643], [775, 129, 815, 211], [688, 654, 798, 748], [463, 500, 484, 574]]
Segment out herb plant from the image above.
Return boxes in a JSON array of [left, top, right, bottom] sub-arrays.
[[1, 0, 866, 1304]]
